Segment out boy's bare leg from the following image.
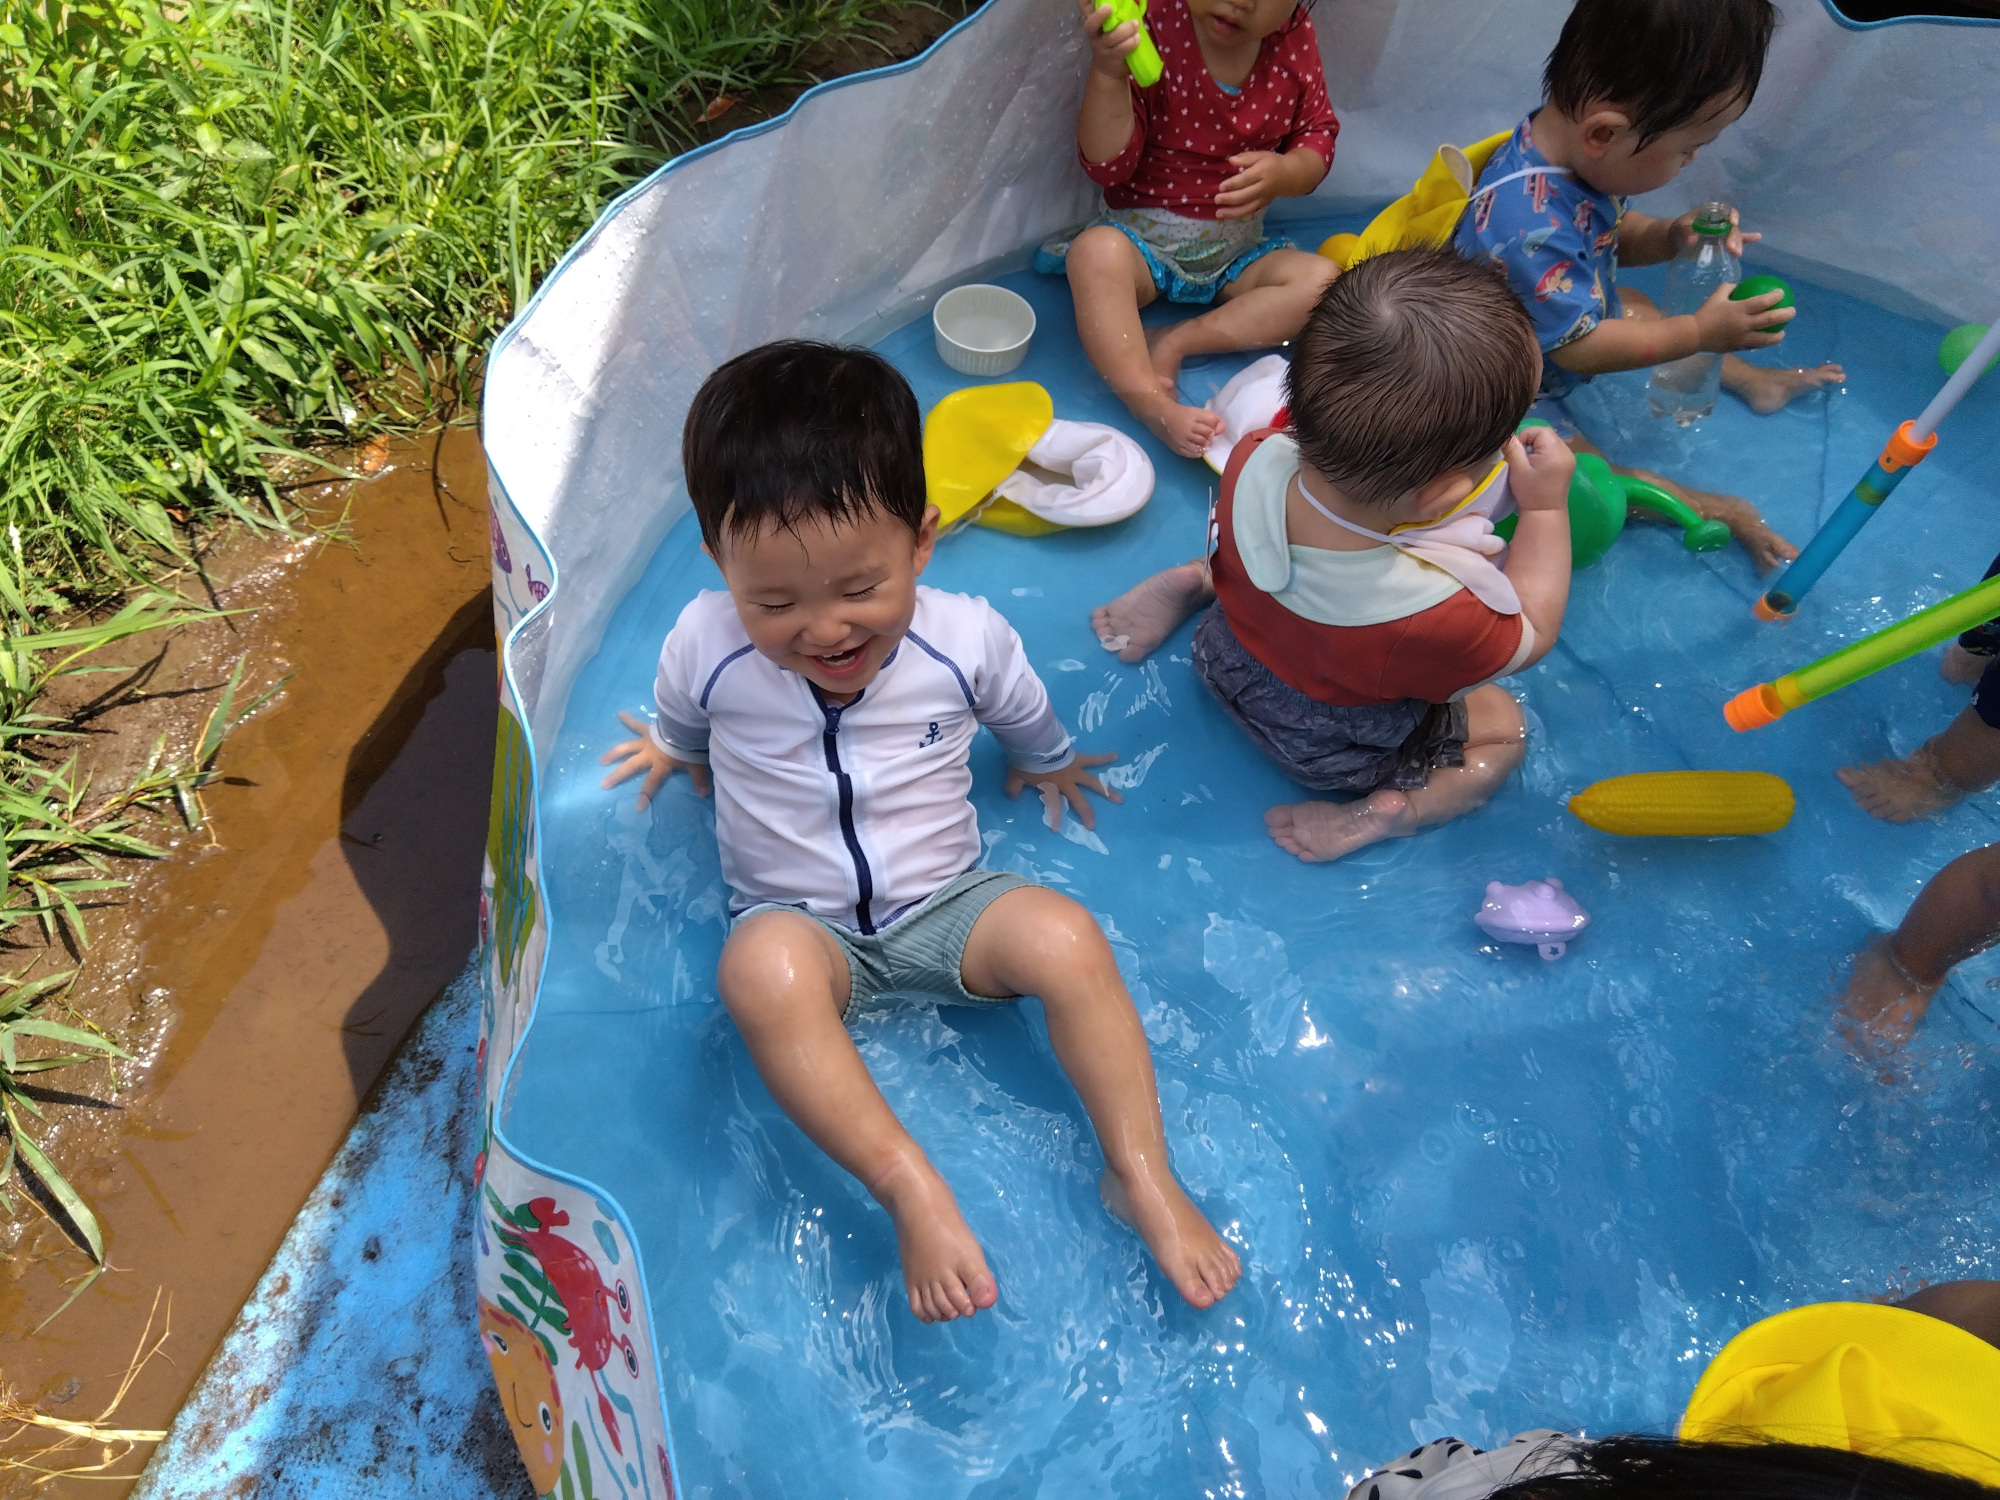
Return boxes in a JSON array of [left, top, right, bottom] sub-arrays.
[[1839, 705, 2000, 823], [1618, 286, 1843, 415], [717, 912, 997, 1324], [1145, 250, 1338, 391], [1942, 643, 1987, 684], [959, 885, 1242, 1309], [1067, 227, 1224, 459], [1841, 841, 2000, 1050], [1266, 684, 1525, 863], [1896, 1280, 2000, 1349], [1092, 556, 1213, 663], [1563, 427, 1797, 574]]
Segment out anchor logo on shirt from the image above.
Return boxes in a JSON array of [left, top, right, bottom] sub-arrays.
[[919, 722, 942, 747]]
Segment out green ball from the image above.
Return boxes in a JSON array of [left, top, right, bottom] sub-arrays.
[[1731, 274, 1794, 334], [1940, 323, 1998, 378]]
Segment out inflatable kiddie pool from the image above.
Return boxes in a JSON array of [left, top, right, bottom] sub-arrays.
[[473, 3, 2000, 1495]]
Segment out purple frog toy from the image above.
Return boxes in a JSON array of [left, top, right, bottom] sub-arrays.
[[1474, 878, 1591, 961]]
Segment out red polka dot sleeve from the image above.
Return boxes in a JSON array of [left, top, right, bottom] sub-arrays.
[[1078, 0, 1337, 221]]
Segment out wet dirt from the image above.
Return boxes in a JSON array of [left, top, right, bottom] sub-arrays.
[[0, 425, 499, 1495]]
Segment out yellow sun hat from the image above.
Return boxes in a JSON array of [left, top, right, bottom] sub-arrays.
[[1680, 1302, 2000, 1485], [922, 382, 1055, 530], [923, 382, 1155, 537]]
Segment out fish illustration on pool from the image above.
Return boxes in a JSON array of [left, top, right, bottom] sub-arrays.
[[1474, 877, 1591, 960]]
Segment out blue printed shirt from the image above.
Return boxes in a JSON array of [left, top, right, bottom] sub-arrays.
[[1454, 116, 1625, 400]]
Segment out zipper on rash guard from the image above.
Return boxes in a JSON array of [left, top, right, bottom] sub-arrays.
[[814, 688, 875, 935]]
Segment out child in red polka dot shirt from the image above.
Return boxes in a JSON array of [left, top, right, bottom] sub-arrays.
[[1041, 0, 1339, 457]]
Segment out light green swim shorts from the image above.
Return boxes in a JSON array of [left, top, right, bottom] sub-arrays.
[[734, 868, 1033, 1022]]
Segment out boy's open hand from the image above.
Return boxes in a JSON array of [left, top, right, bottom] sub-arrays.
[[1081, 0, 1139, 77], [1505, 426, 1576, 514], [599, 709, 711, 809], [1673, 204, 1760, 260], [1006, 751, 1123, 832], [1216, 152, 1287, 220], [1693, 281, 1791, 353]]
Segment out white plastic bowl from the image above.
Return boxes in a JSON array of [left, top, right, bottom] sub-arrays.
[[932, 284, 1036, 377]]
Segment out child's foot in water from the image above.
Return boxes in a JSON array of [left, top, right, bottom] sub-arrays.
[[1942, 644, 1989, 685], [1123, 384, 1221, 459], [1092, 559, 1212, 662], [881, 1163, 998, 1323], [1691, 490, 1797, 573], [1265, 791, 1414, 862], [1837, 740, 1963, 824], [1100, 1163, 1241, 1308], [1839, 934, 1938, 1055], [1732, 360, 1845, 415]]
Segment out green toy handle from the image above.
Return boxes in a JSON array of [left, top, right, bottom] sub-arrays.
[[1500, 430, 1727, 564], [1621, 477, 1731, 553], [1103, 0, 1164, 86]]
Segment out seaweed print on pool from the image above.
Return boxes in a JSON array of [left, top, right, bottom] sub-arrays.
[[512, 1195, 637, 1454]]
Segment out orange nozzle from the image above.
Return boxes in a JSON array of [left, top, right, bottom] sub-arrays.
[[1724, 683, 1786, 732], [1752, 594, 1793, 623], [1882, 419, 1939, 472]]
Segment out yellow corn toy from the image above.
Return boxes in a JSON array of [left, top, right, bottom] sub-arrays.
[[1567, 771, 1794, 837]]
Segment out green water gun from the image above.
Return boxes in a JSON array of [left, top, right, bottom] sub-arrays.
[[1102, 0, 1164, 87]]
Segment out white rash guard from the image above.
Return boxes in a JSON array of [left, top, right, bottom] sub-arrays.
[[650, 586, 1076, 932]]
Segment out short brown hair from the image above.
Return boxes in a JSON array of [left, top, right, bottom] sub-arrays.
[[1286, 249, 1541, 508]]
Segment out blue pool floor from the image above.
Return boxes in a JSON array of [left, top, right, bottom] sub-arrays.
[[513, 213, 2000, 1499]]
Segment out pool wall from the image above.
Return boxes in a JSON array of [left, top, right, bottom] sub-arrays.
[[472, 1, 2000, 1494]]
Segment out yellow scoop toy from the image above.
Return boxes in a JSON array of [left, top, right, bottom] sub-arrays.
[[923, 382, 1155, 537], [1568, 771, 1794, 837]]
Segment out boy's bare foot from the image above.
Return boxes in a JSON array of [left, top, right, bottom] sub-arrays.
[[1694, 492, 1797, 573], [1091, 559, 1212, 662], [1839, 934, 1938, 1055], [1144, 324, 1188, 393], [1837, 741, 1963, 824], [1122, 385, 1222, 459], [1733, 361, 1844, 415], [1265, 791, 1414, 862], [880, 1166, 998, 1323], [1100, 1164, 1241, 1309], [1942, 644, 1988, 686]]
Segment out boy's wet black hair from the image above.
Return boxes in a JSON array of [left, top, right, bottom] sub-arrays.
[[1285, 248, 1540, 509], [1544, 0, 1779, 147], [1486, 1432, 2000, 1500], [682, 340, 928, 553]]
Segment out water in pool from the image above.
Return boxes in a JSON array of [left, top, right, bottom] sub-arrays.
[[511, 215, 2000, 1499]]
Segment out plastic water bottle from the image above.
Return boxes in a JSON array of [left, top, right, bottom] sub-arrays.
[[1647, 202, 1739, 426]]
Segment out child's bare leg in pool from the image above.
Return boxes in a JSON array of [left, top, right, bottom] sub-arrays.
[[1067, 227, 1224, 459], [1092, 557, 1213, 663], [1266, 684, 1525, 863], [1562, 426, 1797, 574], [1839, 705, 2000, 823], [1841, 841, 2000, 1050], [1619, 286, 1843, 415], [718, 912, 997, 1324], [958, 885, 1241, 1309], [1144, 251, 1339, 391]]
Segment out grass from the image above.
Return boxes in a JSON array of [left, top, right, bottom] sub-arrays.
[[2, 0, 903, 602], [0, 0, 914, 1268]]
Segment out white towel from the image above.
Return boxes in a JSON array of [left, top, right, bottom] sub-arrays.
[[993, 419, 1154, 526]]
